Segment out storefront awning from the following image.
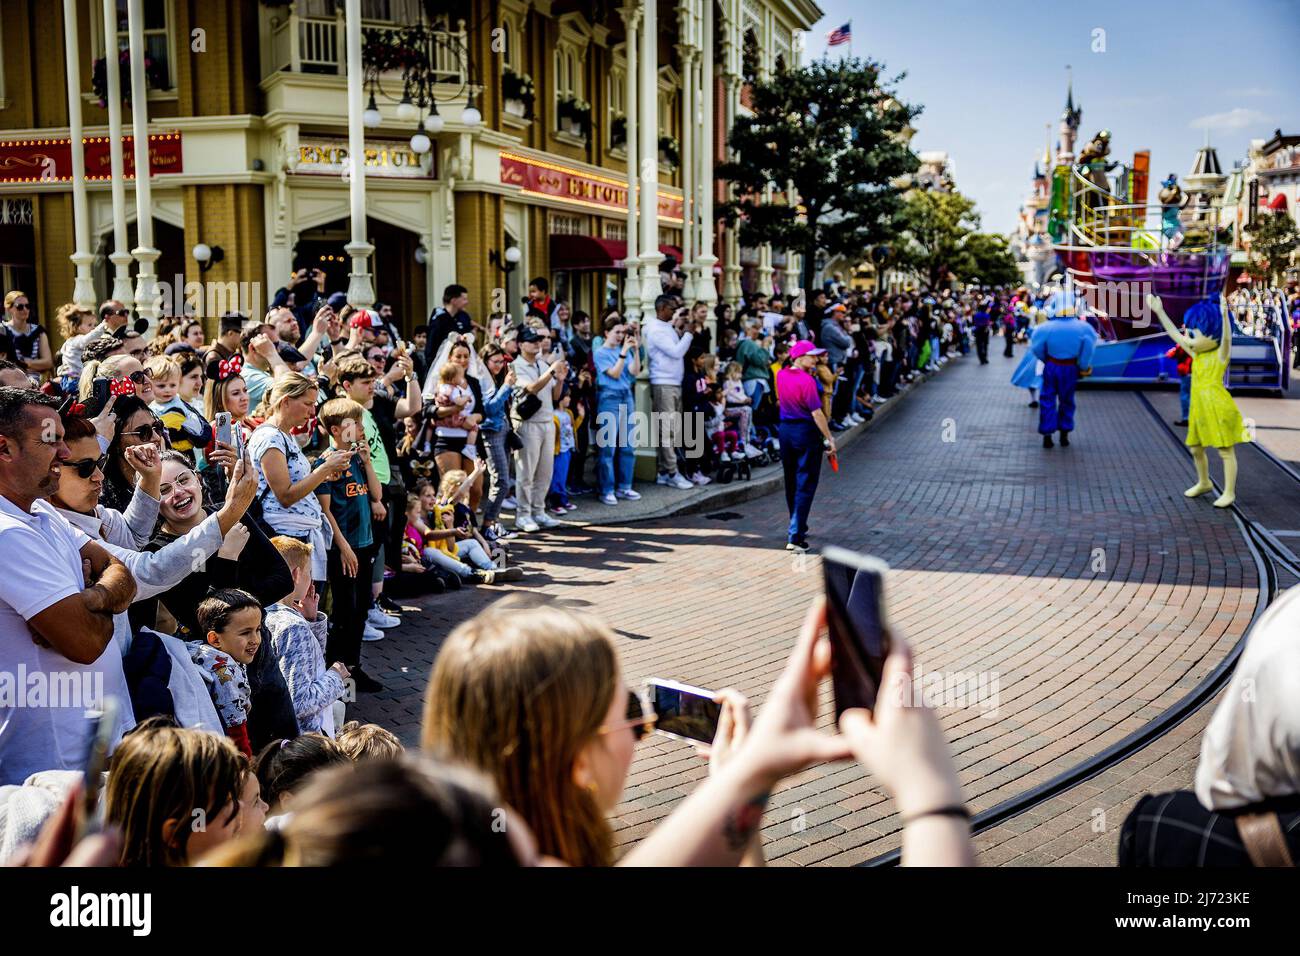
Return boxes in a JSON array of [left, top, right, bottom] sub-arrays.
[[549, 235, 683, 272]]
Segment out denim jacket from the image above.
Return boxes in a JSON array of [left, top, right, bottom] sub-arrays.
[[479, 378, 514, 433]]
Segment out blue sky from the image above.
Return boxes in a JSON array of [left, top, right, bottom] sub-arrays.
[[801, 0, 1300, 233]]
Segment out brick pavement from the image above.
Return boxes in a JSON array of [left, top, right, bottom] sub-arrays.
[[351, 345, 1260, 866]]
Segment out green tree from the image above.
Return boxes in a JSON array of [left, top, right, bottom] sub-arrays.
[[1245, 211, 1300, 285], [958, 233, 1023, 288], [717, 58, 920, 292], [894, 190, 979, 287]]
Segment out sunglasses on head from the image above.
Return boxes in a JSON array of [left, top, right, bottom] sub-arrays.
[[124, 421, 166, 441], [63, 454, 108, 479]]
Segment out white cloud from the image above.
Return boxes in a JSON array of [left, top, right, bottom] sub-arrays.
[[1189, 108, 1269, 131]]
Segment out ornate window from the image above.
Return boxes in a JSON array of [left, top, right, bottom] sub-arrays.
[[549, 213, 586, 236]]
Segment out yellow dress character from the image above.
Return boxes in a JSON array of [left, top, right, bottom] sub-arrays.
[[1185, 348, 1247, 450], [1148, 293, 1246, 508]]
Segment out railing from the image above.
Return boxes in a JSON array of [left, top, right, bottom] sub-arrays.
[[266, 10, 468, 84]]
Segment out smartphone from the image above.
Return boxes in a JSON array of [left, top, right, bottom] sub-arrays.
[[233, 424, 246, 461], [645, 678, 722, 745], [214, 411, 233, 448], [822, 546, 891, 716], [91, 376, 111, 413], [77, 696, 119, 841]]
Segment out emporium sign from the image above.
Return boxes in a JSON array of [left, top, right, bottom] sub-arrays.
[[500, 152, 684, 223], [293, 138, 431, 178], [0, 133, 183, 184]]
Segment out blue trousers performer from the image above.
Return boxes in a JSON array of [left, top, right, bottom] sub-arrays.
[[1029, 308, 1098, 449], [775, 342, 836, 553]]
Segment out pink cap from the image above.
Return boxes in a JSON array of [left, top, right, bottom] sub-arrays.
[[789, 340, 826, 359]]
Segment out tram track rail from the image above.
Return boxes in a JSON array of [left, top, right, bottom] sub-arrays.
[[862, 390, 1292, 866]]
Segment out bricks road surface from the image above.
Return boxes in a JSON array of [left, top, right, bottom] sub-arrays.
[[352, 347, 1260, 865]]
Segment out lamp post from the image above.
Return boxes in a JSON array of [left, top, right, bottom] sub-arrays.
[[62, 0, 95, 310], [126, 0, 161, 329], [101, 0, 133, 306], [620, 2, 642, 325], [344, 0, 375, 310], [637, 0, 661, 310]]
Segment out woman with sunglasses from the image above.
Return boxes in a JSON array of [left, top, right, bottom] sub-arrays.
[[78, 352, 154, 406], [3, 290, 52, 377], [98, 395, 167, 514]]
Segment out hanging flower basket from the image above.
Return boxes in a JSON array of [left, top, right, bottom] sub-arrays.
[[557, 96, 592, 139], [503, 68, 535, 119], [658, 135, 680, 168], [90, 50, 166, 108]]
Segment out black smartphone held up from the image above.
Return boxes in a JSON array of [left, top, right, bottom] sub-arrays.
[[645, 678, 722, 745], [90, 376, 111, 413], [822, 546, 892, 717], [77, 696, 119, 841]]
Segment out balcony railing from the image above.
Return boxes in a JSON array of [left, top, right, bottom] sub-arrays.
[[266, 11, 467, 85]]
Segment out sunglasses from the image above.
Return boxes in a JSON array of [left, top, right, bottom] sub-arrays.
[[12, 303, 29, 311], [599, 689, 657, 741], [104, 308, 129, 317], [124, 421, 166, 441], [63, 454, 108, 479]]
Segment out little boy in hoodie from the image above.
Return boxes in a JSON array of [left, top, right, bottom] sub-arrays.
[[189, 588, 263, 756]]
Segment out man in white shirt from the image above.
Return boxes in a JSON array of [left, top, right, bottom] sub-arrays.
[[643, 294, 695, 489], [0, 388, 137, 784], [509, 327, 567, 533]]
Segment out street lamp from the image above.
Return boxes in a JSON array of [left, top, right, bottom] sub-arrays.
[[192, 242, 224, 273], [423, 100, 444, 134], [362, 17, 478, 140], [461, 92, 481, 129], [363, 93, 382, 128]]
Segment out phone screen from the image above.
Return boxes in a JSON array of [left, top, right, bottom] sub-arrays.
[[78, 696, 119, 840], [647, 680, 721, 744], [822, 546, 891, 716]]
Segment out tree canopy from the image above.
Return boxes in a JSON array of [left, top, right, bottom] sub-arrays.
[[1246, 211, 1300, 285], [717, 57, 920, 291]]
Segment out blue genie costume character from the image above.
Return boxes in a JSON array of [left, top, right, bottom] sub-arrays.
[[1028, 297, 1099, 447]]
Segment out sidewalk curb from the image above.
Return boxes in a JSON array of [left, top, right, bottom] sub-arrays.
[[557, 356, 962, 527]]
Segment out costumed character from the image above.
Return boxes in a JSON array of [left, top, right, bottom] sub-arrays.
[[1029, 300, 1098, 448], [1010, 309, 1048, 407], [1147, 294, 1248, 508], [1158, 174, 1189, 251], [1077, 130, 1114, 209]]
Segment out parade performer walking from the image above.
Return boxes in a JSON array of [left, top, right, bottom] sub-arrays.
[[1029, 301, 1097, 448], [1148, 293, 1247, 508], [776, 341, 836, 553], [1010, 309, 1047, 407]]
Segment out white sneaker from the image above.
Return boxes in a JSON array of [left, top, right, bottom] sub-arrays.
[[689, 473, 711, 486], [743, 442, 764, 458], [770, 438, 780, 451], [669, 474, 695, 490], [515, 516, 540, 533], [367, 608, 400, 629], [534, 512, 561, 528], [501, 496, 517, 511], [719, 451, 732, 462], [362, 623, 385, 642], [615, 488, 641, 500], [655, 472, 674, 485], [600, 492, 618, 505]]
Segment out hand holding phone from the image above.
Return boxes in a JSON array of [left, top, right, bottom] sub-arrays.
[[822, 546, 891, 715], [214, 412, 233, 448], [645, 679, 723, 745]]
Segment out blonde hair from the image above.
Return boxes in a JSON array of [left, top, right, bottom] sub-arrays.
[[724, 361, 742, 380], [104, 717, 247, 867], [204, 372, 246, 422], [3, 290, 27, 311], [438, 362, 463, 385], [336, 721, 404, 761], [264, 371, 318, 416], [55, 302, 92, 340], [270, 535, 313, 576], [318, 396, 364, 432], [421, 597, 620, 866], [438, 469, 467, 498], [78, 353, 136, 401], [145, 355, 181, 383]]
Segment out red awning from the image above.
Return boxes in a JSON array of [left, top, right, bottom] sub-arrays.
[[1268, 193, 1288, 211], [549, 234, 683, 272]]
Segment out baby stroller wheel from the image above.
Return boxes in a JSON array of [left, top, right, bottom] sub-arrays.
[[715, 464, 735, 484], [736, 460, 752, 481]]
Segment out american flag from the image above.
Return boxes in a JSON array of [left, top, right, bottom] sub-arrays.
[[827, 22, 851, 46]]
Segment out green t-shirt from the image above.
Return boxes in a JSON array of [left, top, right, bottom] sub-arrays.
[[362, 408, 391, 485]]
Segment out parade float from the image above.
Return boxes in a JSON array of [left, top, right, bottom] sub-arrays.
[[1029, 84, 1290, 393]]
